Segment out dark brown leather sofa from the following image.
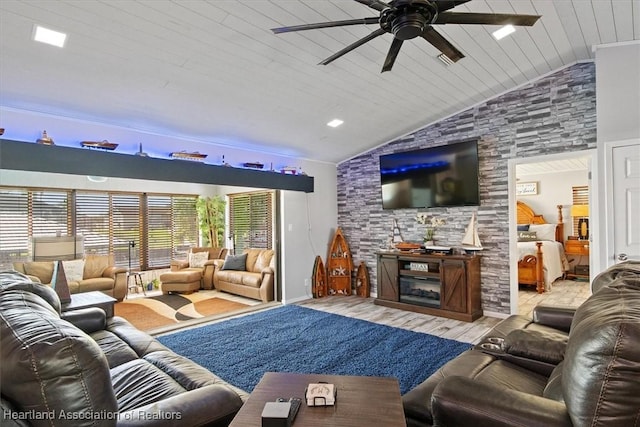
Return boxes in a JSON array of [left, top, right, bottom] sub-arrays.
[[403, 261, 640, 427], [0, 271, 248, 427]]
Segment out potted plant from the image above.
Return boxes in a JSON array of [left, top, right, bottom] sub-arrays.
[[196, 196, 226, 247]]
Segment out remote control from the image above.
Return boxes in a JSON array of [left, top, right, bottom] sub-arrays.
[[287, 397, 301, 424]]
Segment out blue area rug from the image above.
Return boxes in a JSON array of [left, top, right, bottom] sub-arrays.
[[158, 305, 471, 394]]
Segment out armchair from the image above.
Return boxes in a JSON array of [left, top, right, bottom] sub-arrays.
[[170, 247, 228, 290]]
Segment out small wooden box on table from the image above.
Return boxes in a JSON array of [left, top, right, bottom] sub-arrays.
[[376, 251, 482, 322], [229, 372, 406, 427]]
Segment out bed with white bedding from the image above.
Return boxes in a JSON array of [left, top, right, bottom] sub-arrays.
[[516, 201, 569, 293]]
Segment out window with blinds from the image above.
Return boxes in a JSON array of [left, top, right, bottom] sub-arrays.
[[572, 186, 589, 236], [228, 191, 274, 254], [0, 187, 198, 271]]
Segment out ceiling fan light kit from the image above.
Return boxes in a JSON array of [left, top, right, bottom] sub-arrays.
[[271, 0, 540, 73]]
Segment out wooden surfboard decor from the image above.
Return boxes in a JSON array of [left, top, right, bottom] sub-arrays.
[[355, 261, 370, 297], [327, 227, 353, 295], [311, 255, 327, 298]]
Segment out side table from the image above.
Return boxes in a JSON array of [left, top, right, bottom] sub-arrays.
[[565, 238, 590, 280], [61, 291, 117, 318], [127, 272, 146, 298]]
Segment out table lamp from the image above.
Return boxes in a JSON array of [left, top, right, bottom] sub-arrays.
[[571, 205, 589, 240]]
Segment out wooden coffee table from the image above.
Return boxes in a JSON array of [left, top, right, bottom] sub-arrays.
[[229, 372, 406, 427], [61, 291, 116, 318]]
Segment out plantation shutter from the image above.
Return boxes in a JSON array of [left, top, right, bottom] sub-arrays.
[[1, 187, 198, 271], [111, 194, 142, 269], [229, 191, 273, 254], [571, 186, 589, 236], [30, 190, 70, 237], [76, 192, 112, 257], [147, 195, 173, 268], [0, 189, 30, 266], [172, 196, 199, 258]]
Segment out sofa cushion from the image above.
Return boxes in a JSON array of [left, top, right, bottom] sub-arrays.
[[111, 358, 187, 411], [0, 288, 118, 426], [83, 254, 110, 279], [76, 277, 115, 292], [222, 253, 248, 271], [62, 259, 85, 282], [23, 261, 54, 284], [503, 329, 568, 365], [562, 277, 640, 426], [189, 251, 209, 268], [244, 249, 273, 273]]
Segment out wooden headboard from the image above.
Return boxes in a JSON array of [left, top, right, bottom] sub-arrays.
[[517, 201, 564, 243]]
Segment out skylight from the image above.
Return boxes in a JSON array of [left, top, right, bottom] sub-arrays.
[[492, 25, 515, 41], [33, 25, 67, 48], [327, 119, 344, 128]]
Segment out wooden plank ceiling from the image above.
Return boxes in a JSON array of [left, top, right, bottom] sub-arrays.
[[0, 1, 638, 163]]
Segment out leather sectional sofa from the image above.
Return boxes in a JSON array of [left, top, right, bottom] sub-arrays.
[[403, 261, 640, 427], [0, 271, 248, 427]]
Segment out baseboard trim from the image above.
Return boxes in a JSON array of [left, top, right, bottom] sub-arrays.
[[482, 310, 509, 319]]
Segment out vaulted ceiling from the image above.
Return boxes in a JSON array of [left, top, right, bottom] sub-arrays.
[[1, 1, 638, 163]]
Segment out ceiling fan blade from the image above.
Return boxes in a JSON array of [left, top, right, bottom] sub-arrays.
[[434, 12, 541, 26], [421, 27, 464, 63], [352, 0, 391, 12], [381, 37, 404, 73], [433, 1, 472, 13], [272, 17, 379, 34], [319, 27, 387, 66]]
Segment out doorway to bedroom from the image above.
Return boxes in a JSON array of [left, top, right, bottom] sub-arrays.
[[510, 151, 594, 316]]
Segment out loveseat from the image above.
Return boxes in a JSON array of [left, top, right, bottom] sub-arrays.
[[12, 254, 127, 301], [213, 249, 275, 303], [0, 271, 248, 427], [403, 261, 640, 427], [170, 247, 228, 290]]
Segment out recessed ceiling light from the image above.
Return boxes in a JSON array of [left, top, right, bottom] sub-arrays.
[[327, 119, 344, 128], [492, 25, 515, 41], [33, 25, 67, 48]]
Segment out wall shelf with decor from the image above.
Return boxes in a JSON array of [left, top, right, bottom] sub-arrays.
[[0, 139, 314, 193], [375, 251, 482, 322]]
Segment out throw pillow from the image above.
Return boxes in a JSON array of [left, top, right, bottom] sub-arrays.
[[517, 231, 538, 242], [221, 253, 248, 271], [528, 223, 557, 241], [62, 259, 85, 282], [517, 224, 530, 232], [189, 251, 209, 268]]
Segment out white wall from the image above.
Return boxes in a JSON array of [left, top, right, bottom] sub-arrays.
[[0, 108, 338, 304], [595, 41, 640, 273]]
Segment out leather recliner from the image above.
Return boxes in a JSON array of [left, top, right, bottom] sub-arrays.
[[403, 261, 640, 427], [0, 271, 248, 427]]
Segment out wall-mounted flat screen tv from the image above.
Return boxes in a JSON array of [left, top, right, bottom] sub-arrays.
[[379, 139, 480, 209]]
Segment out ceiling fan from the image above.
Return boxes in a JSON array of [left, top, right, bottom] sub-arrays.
[[271, 0, 540, 72]]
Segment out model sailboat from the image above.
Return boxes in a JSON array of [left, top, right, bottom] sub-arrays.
[[461, 213, 483, 251]]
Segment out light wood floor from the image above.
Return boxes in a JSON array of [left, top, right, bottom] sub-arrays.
[[154, 278, 591, 343]]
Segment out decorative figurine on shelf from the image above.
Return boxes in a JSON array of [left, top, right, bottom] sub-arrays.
[[136, 143, 149, 157], [36, 130, 54, 145]]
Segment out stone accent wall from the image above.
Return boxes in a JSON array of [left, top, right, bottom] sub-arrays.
[[337, 62, 596, 315]]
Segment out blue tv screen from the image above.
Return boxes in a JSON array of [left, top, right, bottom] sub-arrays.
[[379, 139, 480, 209]]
